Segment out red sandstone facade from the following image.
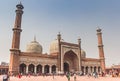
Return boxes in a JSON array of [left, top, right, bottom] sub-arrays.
[[9, 3, 106, 75]]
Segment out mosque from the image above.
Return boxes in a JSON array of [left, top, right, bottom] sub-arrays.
[[9, 3, 106, 75]]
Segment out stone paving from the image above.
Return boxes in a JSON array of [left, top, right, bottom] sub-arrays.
[[0, 75, 120, 81]]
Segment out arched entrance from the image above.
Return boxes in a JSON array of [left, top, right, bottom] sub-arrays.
[[94, 66, 96, 72], [63, 50, 79, 72], [44, 65, 49, 73], [98, 66, 101, 72], [52, 65, 56, 73], [28, 64, 34, 73], [37, 64, 42, 73], [85, 66, 88, 74], [64, 62, 69, 73], [19, 63, 26, 74]]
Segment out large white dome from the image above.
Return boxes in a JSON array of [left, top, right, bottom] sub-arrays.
[[50, 39, 59, 54], [26, 39, 42, 53], [49, 39, 64, 54]]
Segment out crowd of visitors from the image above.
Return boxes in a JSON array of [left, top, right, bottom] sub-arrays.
[[1, 70, 120, 81]]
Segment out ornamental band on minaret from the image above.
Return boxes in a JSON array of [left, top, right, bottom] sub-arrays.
[[9, 3, 24, 74], [97, 28, 106, 72]]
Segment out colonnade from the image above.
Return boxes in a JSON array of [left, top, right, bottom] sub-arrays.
[[20, 63, 101, 74], [0, 68, 8, 74], [81, 66, 101, 74], [19, 63, 56, 74]]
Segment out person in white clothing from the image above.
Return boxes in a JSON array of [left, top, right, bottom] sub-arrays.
[[3, 73, 8, 81]]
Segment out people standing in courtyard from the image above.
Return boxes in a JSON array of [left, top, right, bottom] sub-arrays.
[[74, 73, 76, 81], [2, 73, 8, 81], [28, 73, 31, 78], [93, 72, 98, 78], [18, 73, 21, 78], [7, 72, 10, 81], [52, 72, 55, 79], [66, 72, 70, 81]]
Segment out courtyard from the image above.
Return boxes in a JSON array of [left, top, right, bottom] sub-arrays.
[[0, 75, 120, 81]]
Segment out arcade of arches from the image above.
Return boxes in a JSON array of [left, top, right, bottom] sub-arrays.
[[19, 64, 101, 74], [19, 63, 56, 74], [19, 50, 101, 74], [81, 66, 101, 73], [0, 66, 8, 75]]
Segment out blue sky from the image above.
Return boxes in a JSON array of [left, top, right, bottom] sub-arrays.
[[0, 0, 120, 67]]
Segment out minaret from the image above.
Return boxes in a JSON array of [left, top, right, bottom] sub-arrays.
[[78, 38, 82, 71], [57, 32, 61, 72], [9, 2, 24, 74], [96, 28, 106, 72]]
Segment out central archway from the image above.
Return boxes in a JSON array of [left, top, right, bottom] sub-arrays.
[[63, 50, 79, 72]]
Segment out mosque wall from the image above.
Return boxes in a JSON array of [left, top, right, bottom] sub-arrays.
[[19, 55, 57, 66], [82, 61, 100, 66]]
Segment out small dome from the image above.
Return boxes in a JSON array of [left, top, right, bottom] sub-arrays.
[[50, 39, 63, 54], [81, 49, 86, 58], [26, 39, 42, 53]]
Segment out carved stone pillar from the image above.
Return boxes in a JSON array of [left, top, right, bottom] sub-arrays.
[[96, 67, 98, 73], [34, 66, 37, 74], [26, 65, 28, 74], [42, 65, 44, 73], [49, 66, 51, 74], [92, 67, 94, 72], [90, 67, 93, 73], [84, 67, 86, 74], [88, 67, 91, 73], [56, 67, 58, 73]]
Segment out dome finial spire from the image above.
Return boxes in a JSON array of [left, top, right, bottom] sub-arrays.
[[19, 0, 22, 5], [20, 0, 21, 4], [16, 0, 24, 9], [34, 35, 36, 41], [58, 31, 60, 35], [57, 31, 61, 40]]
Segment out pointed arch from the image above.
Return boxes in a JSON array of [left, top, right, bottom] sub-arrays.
[[19, 63, 26, 74], [64, 50, 79, 72], [44, 65, 49, 73], [36, 64, 42, 73], [94, 66, 97, 72], [52, 65, 56, 73], [28, 64, 35, 73]]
